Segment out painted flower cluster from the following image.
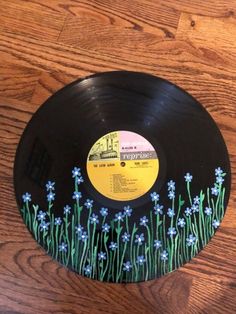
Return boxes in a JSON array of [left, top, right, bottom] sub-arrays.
[[21, 167, 226, 282]]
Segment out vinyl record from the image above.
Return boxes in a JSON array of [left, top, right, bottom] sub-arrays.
[[14, 71, 231, 283]]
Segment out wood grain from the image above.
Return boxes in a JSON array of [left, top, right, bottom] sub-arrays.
[[0, 0, 236, 313], [1, 32, 236, 119], [176, 13, 236, 53], [0, 62, 40, 101], [0, 0, 66, 42], [57, 0, 180, 49]]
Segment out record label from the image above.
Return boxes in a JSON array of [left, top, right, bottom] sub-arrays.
[[87, 131, 159, 201]]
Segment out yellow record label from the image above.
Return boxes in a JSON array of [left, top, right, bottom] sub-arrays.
[[87, 131, 159, 201]]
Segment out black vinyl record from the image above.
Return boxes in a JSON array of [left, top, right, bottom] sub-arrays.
[[14, 71, 231, 283]]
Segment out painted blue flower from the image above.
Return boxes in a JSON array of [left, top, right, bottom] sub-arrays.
[[185, 207, 192, 216], [168, 190, 175, 200], [123, 205, 132, 217], [84, 265, 92, 276], [47, 192, 55, 202], [184, 173, 193, 183], [73, 191, 82, 200], [167, 208, 175, 218], [186, 234, 197, 246], [135, 233, 144, 245], [46, 181, 55, 191], [77, 176, 84, 185], [40, 221, 50, 232], [136, 255, 145, 265], [84, 199, 94, 209], [115, 212, 124, 222], [150, 192, 159, 202], [140, 216, 148, 226], [216, 176, 224, 184], [167, 227, 176, 237], [123, 261, 132, 272], [193, 196, 200, 204], [90, 213, 99, 224], [22, 192, 31, 203], [100, 207, 108, 217], [54, 217, 62, 225], [212, 220, 220, 229], [78, 231, 88, 242], [167, 180, 175, 191], [98, 251, 106, 261], [215, 167, 223, 176], [122, 232, 130, 243], [204, 207, 212, 216], [211, 185, 218, 196], [37, 210, 47, 221], [191, 204, 199, 213], [72, 167, 81, 178], [161, 250, 168, 261], [178, 218, 186, 228], [63, 205, 71, 215], [102, 223, 110, 233], [75, 224, 84, 234], [154, 204, 163, 215], [154, 240, 162, 249], [59, 242, 67, 252], [109, 242, 118, 250]]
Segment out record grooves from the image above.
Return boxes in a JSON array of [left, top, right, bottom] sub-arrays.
[[14, 71, 231, 283]]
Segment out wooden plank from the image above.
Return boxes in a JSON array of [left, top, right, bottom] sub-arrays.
[[161, 0, 236, 17], [1, 32, 236, 118], [1, 28, 236, 79], [30, 71, 80, 105], [176, 12, 236, 54], [187, 275, 236, 313], [0, 0, 67, 42], [0, 98, 35, 179], [0, 62, 40, 101], [57, 0, 180, 50], [19, 0, 236, 18], [0, 265, 190, 313], [21, 0, 180, 30]]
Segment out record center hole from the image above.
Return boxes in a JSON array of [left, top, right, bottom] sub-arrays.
[[120, 162, 126, 167]]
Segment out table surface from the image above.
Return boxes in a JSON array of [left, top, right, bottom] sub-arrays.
[[0, 0, 236, 313]]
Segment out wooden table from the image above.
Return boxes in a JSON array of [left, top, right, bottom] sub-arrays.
[[0, 1, 235, 313]]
